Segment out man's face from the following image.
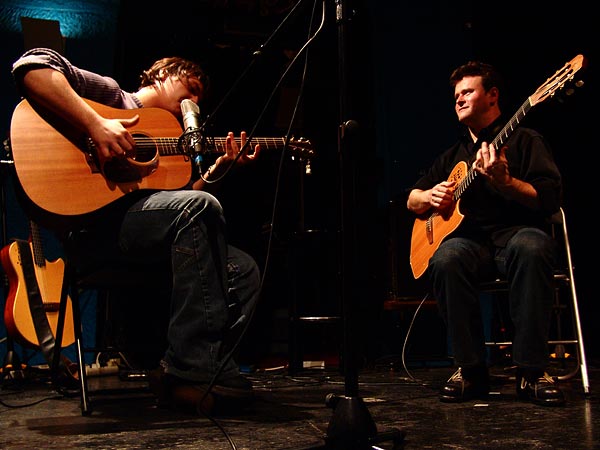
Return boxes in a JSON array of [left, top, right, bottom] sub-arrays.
[[453, 75, 490, 126], [156, 75, 204, 119]]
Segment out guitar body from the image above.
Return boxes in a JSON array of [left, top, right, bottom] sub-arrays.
[[409, 161, 468, 279], [1, 241, 75, 348], [9, 99, 315, 222], [10, 98, 191, 218]]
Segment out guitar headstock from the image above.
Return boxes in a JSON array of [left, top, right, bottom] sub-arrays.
[[530, 54, 587, 106], [288, 137, 315, 160]]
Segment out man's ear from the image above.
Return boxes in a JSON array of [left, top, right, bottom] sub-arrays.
[[489, 86, 499, 106]]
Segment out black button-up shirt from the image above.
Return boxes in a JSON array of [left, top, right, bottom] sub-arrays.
[[411, 119, 562, 247]]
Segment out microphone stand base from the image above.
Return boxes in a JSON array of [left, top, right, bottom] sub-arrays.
[[295, 395, 406, 450]]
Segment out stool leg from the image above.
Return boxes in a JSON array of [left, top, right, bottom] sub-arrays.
[[51, 262, 69, 386], [60, 258, 92, 415], [566, 265, 590, 394], [560, 208, 590, 395], [70, 283, 92, 414]]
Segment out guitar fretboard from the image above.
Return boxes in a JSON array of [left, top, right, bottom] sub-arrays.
[[453, 98, 534, 203], [127, 135, 313, 160]]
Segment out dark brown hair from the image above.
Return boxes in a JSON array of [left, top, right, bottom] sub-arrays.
[[139, 56, 209, 97], [449, 60, 504, 93]]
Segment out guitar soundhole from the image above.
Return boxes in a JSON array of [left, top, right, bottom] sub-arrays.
[[132, 133, 158, 163], [452, 168, 464, 182]]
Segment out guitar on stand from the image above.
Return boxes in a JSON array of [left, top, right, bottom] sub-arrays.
[[1, 141, 26, 381], [1, 219, 75, 349]]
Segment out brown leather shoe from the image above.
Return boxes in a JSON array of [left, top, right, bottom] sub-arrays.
[[440, 366, 490, 403], [148, 367, 254, 414], [147, 367, 215, 415], [211, 374, 254, 400], [170, 382, 216, 415], [516, 370, 565, 406]]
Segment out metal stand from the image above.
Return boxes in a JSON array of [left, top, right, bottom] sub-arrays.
[[299, 2, 406, 449]]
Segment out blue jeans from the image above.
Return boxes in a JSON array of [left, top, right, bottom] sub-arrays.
[[118, 190, 260, 383], [428, 227, 556, 370]]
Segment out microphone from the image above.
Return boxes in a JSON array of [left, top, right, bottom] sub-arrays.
[[180, 99, 204, 170], [181, 99, 201, 132]]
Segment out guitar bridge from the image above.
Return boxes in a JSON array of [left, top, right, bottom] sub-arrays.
[[85, 154, 100, 173], [85, 139, 101, 173]]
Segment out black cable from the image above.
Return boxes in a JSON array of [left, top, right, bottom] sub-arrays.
[[190, 2, 326, 449], [198, 0, 309, 134], [195, 1, 325, 186], [0, 393, 64, 410], [197, 0, 326, 411]]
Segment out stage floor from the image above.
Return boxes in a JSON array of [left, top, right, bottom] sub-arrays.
[[0, 357, 598, 449]]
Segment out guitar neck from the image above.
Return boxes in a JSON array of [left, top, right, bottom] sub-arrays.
[[155, 135, 314, 160], [112, 136, 286, 157], [490, 98, 533, 149], [28, 221, 46, 269], [206, 137, 286, 154], [453, 97, 535, 203], [150, 136, 287, 156]]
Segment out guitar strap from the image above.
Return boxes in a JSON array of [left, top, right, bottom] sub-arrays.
[[15, 239, 74, 381]]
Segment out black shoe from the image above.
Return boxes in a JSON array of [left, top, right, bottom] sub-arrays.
[[440, 366, 490, 403], [516, 370, 565, 406]]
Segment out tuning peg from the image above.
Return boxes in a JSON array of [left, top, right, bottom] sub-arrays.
[[565, 80, 585, 97]]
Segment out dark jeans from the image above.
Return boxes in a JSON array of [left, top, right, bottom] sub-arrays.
[[118, 190, 260, 383], [428, 227, 556, 371]]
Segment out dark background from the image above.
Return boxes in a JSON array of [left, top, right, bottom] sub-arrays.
[[0, 1, 597, 368]]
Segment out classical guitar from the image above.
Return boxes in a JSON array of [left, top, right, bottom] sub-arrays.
[[1, 220, 75, 348], [410, 54, 586, 279], [9, 98, 314, 218]]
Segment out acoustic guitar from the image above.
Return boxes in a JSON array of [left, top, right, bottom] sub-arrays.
[[409, 54, 586, 279], [1, 220, 75, 348], [9, 98, 314, 218]]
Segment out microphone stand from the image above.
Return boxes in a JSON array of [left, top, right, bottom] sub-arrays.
[[199, 0, 307, 133], [303, 2, 405, 448]]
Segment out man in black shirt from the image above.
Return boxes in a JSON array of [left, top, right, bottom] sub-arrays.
[[407, 61, 565, 406]]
